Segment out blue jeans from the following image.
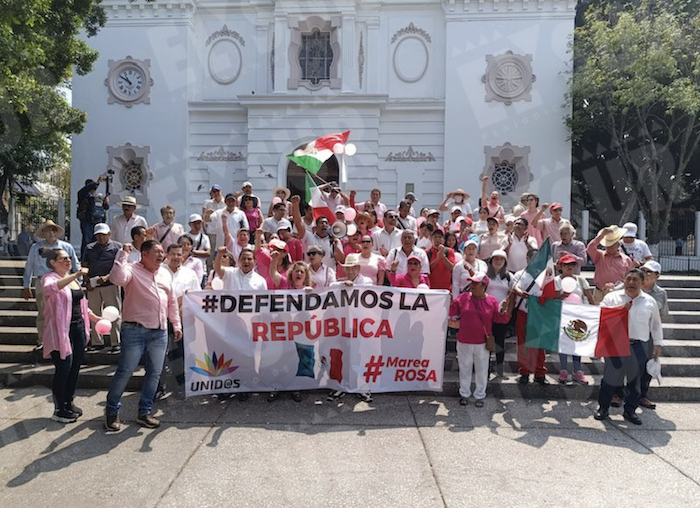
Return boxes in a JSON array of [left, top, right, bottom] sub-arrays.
[[106, 322, 167, 416], [559, 354, 581, 372], [80, 221, 95, 254]]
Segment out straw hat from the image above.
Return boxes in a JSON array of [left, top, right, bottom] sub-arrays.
[[598, 225, 627, 247], [272, 186, 291, 200], [36, 219, 65, 239], [451, 188, 470, 199], [117, 195, 142, 209], [341, 253, 361, 268]]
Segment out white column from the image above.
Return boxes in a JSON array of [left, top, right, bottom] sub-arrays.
[[366, 18, 380, 94], [581, 210, 590, 242], [273, 14, 287, 94], [340, 14, 356, 93], [638, 211, 647, 241]]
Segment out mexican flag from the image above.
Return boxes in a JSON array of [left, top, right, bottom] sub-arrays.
[[526, 299, 631, 357], [525, 238, 556, 303], [307, 173, 336, 224], [287, 131, 350, 174]]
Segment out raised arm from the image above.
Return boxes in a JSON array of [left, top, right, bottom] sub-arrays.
[[213, 246, 228, 279], [109, 245, 135, 287], [480, 175, 489, 209], [290, 195, 306, 240]]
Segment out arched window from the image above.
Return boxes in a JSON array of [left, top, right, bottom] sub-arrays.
[[286, 151, 339, 207]]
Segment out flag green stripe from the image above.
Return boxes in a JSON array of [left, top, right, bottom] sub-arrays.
[[287, 155, 324, 174], [305, 172, 316, 203], [525, 238, 552, 279], [525, 298, 563, 352]]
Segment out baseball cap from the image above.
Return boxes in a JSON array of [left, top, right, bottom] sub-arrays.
[[490, 249, 507, 260], [211, 184, 222, 192], [407, 254, 422, 264], [623, 222, 638, 238], [276, 219, 292, 231], [463, 239, 478, 249], [558, 254, 577, 265], [641, 260, 661, 274], [225, 192, 236, 201], [335, 205, 346, 214], [93, 223, 110, 235], [405, 192, 417, 201], [550, 202, 563, 211], [468, 272, 490, 287], [242, 181, 253, 188], [428, 209, 440, 216], [189, 213, 203, 223]]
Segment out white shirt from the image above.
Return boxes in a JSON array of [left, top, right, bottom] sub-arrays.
[[303, 234, 337, 269], [221, 266, 267, 291], [386, 247, 430, 275], [186, 231, 211, 275], [555, 274, 590, 302], [601, 290, 663, 345], [127, 249, 142, 264], [357, 201, 388, 221], [203, 198, 226, 213], [163, 264, 200, 300], [331, 274, 373, 287], [451, 258, 488, 298], [396, 214, 417, 232], [310, 264, 336, 288], [621, 239, 652, 264], [487, 272, 514, 305], [262, 217, 285, 236], [210, 208, 249, 249], [372, 228, 402, 254], [111, 214, 148, 245], [507, 234, 538, 272]]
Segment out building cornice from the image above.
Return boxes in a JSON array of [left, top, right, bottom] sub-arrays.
[[442, 0, 577, 19], [102, 1, 197, 25]]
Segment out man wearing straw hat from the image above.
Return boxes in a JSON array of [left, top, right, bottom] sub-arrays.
[[586, 225, 635, 304], [22, 220, 80, 348], [110, 195, 148, 245]]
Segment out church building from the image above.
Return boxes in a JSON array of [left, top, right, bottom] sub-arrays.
[[71, 0, 577, 242]]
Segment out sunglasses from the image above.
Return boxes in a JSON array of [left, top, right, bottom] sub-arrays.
[[407, 261, 421, 265], [56, 256, 70, 261], [307, 252, 321, 256], [361, 240, 372, 243]]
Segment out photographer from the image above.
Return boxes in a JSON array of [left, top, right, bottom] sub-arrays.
[[77, 174, 110, 253]]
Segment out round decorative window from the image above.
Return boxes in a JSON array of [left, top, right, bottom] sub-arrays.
[[121, 162, 144, 191], [492, 162, 518, 195]]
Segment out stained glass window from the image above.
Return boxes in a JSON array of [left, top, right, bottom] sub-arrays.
[[299, 29, 334, 86]]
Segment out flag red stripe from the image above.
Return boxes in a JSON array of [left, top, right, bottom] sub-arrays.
[[314, 131, 350, 151], [313, 205, 336, 225], [595, 307, 631, 357], [330, 348, 343, 382]]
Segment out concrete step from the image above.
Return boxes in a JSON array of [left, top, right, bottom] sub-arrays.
[[440, 371, 700, 401], [0, 326, 37, 344], [0, 310, 37, 327], [663, 287, 700, 298], [668, 299, 700, 311], [664, 324, 700, 340], [0, 345, 122, 365], [0, 297, 36, 311], [0, 362, 143, 390], [666, 311, 700, 324], [443, 352, 700, 376], [1, 286, 30, 298], [0, 275, 24, 286]]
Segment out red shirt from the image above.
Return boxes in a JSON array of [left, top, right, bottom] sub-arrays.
[[427, 246, 455, 291]]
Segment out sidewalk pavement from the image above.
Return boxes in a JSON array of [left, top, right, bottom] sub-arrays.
[[1, 387, 699, 507]]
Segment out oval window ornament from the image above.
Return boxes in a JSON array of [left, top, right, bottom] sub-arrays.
[[393, 36, 428, 83], [208, 39, 242, 85]]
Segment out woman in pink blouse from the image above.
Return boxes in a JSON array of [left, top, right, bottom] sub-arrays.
[[449, 272, 501, 407], [357, 234, 386, 285], [41, 249, 100, 423], [389, 254, 430, 288]]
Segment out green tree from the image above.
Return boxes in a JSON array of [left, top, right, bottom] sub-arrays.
[[0, 0, 109, 223], [569, 0, 700, 244]]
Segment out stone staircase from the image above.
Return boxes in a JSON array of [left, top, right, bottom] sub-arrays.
[[1, 259, 699, 400]]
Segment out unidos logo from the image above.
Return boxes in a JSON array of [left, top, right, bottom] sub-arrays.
[[190, 351, 239, 377]]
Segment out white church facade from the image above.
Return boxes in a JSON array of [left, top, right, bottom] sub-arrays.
[[71, 0, 577, 242]]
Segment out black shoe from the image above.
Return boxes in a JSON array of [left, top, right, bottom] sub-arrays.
[[110, 346, 121, 354], [52, 408, 78, 424], [459, 397, 468, 406], [237, 393, 249, 402], [623, 412, 642, 425], [534, 376, 550, 386], [65, 401, 83, 417], [356, 392, 373, 403], [518, 375, 530, 385], [594, 409, 609, 421], [292, 392, 302, 403], [88, 345, 105, 352]]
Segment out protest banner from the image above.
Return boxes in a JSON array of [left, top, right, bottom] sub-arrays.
[[182, 286, 450, 397]]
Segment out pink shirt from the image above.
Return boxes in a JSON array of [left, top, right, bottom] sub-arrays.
[[520, 210, 543, 247], [153, 221, 185, 251], [109, 250, 181, 332], [538, 217, 564, 244], [389, 272, 430, 288], [586, 238, 635, 290], [41, 272, 91, 359], [449, 292, 500, 344], [182, 255, 203, 283]]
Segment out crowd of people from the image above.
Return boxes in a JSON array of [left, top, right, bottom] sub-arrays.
[[21, 174, 666, 429]]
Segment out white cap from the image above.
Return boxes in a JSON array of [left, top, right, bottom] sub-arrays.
[[189, 213, 203, 223], [242, 181, 253, 188], [641, 260, 661, 274], [622, 222, 638, 237], [93, 223, 110, 235]]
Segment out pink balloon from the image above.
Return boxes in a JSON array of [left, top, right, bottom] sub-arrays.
[[344, 208, 357, 222], [333, 143, 345, 154], [564, 294, 582, 304], [95, 319, 112, 335], [272, 196, 282, 205]]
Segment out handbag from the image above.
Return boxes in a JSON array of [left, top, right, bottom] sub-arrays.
[[485, 334, 496, 352]]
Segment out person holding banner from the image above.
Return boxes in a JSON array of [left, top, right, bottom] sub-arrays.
[[389, 254, 430, 288], [451, 240, 488, 298], [595, 269, 663, 425], [450, 272, 501, 407], [105, 241, 181, 432], [357, 235, 386, 285], [307, 245, 336, 288], [214, 246, 267, 291]]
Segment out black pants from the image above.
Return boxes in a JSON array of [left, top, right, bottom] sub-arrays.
[[158, 324, 185, 393], [50, 321, 87, 410], [493, 322, 509, 367], [598, 341, 648, 414]]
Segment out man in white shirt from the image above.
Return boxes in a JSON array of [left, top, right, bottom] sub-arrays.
[[202, 184, 226, 216], [355, 188, 388, 222], [621, 222, 653, 267], [185, 214, 211, 276], [206, 193, 249, 249], [331, 254, 372, 286], [127, 226, 147, 264], [110, 195, 148, 245], [291, 195, 342, 269], [505, 217, 538, 272], [395, 200, 417, 232], [373, 211, 402, 256], [214, 246, 267, 291], [387, 229, 430, 275], [262, 202, 287, 241], [595, 268, 663, 425], [439, 188, 472, 217], [320, 181, 349, 211]]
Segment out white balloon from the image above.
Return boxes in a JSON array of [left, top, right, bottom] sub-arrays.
[[561, 277, 577, 294], [333, 143, 345, 154], [102, 306, 120, 323], [344, 208, 357, 222], [344, 143, 357, 156], [211, 278, 224, 290]]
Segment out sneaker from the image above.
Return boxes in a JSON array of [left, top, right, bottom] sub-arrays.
[[558, 369, 569, 384], [136, 413, 161, 429], [110, 345, 121, 354], [533, 376, 550, 385], [573, 370, 589, 385], [51, 408, 78, 424], [327, 390, 345, 401], [518, 375, 530, 385], [154, 389, 168, 402], [105, 412, 121, 432], [357, 392, 373, 403], [65, 401, 83, 417]]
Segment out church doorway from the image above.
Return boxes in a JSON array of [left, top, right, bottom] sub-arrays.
[[286, 151, 339, 206]]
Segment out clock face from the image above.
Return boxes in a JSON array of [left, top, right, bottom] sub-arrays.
[[114, 67, 145, 99]]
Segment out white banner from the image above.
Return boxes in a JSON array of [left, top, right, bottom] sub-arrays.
[[183, 287, 450, 397]]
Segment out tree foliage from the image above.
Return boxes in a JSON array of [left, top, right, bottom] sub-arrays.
[[569, 0, 700, 243], [0, 0, 108, 222]]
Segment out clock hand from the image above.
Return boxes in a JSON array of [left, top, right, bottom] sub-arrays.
[[120, 73, 132, 86]]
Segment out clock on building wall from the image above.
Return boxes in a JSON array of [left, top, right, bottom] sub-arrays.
[[105, 56, 153, 107]]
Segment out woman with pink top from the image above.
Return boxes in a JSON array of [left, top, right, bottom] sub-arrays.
[[449, 272, 502, 407], [480, 175, 505, 222], [254, 226, 288, 288], [178, 235, 203, 285], [389, 254, 430, 288], [518, 193, 544, 247], [357, 234, 386, 285], [241, 195, 263, 242], [41, 249, 101, 423]]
